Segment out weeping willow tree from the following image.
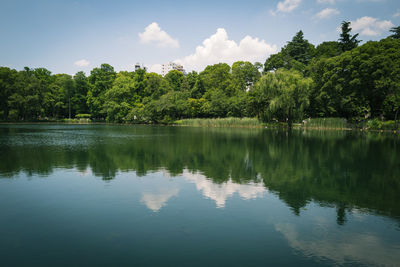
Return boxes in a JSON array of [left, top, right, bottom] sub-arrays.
[[251, 69, 313, 127]]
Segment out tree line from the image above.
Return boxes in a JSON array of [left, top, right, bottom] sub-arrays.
[[0, 22, 399, 125]]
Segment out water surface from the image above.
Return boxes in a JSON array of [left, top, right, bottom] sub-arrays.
[[1, 124, 399, 266]]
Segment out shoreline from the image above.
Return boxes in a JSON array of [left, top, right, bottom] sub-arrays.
[[0, 119, 398, 134]]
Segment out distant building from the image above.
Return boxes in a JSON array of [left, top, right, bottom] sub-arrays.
[[161, 62, 186, 76], [134, 63, 147, 72]]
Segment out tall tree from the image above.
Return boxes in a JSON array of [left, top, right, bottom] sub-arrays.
[[103, 72, 136, 122], [338, 21, 361, 52], [285, 30, 315, 65], [0, 67, 18, 120], [264, 30, 314, 73], [55, 74, 74, 118], [133, 68, 147, 97], [73, 71, 90, 115], [389, 26, 400, 39], [87, 64, 116, 119]]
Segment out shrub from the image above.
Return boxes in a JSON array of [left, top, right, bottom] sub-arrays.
[[75, 114, 91, 119]]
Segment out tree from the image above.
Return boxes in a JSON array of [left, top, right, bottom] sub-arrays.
[[144, 72, 168, 99], [73, 71, 90, 115], [181, 71, 198, 92], [133, 68, 146, 97], [264, 52, 293, 72], [251, 69, 313, 127], [164, 70, 184, 91], [55, 74, 75, 118], [314, 41, 341, 58], [310, 38, 400, 119], [264, 30, 314, 73], [389, 26, 400, 39], [339, 21, 361, 52], [103, 73, 136, 122], [254, 62, 263, 71], [285, 30, 315, 65], [0, 67, 18, 120], [231, 61, 260, 91], [197, 63, 232, 94], [87, 64, 116, 119]]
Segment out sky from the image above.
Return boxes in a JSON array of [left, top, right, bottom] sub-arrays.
[[0, 0, 399, 75]]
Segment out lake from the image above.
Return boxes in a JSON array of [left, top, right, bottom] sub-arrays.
[[0, 124, 399, 266]]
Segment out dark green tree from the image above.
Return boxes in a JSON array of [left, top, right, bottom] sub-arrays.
[[389, 26, 400, 39], [264, 30, 314, 73], [164, 70, 184, 91], [73, 71, 90, 115], [0, 67, 18, 120], [314, 41, 341, 58], [338, 21, 361, 52], [103, 72, 136, 122], [133, 68, 146, 97], [87, 64, 116, 119], [285, 30, 315, 65]]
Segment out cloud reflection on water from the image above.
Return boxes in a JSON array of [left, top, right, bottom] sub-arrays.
[[275, 221, 400, 266], [139, 169, 267, 212], [140, 187, 180, 212], [181, 169, 266, 208]]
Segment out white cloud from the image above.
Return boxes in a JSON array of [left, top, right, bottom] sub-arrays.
[[350, 16, 394, 36], [276, 0, 302, 13], [314, 8, 340, 20], [139, 22, 179, 48], [174, 28, 277, 72], [317, 0, 335, 4], [74, 59, 90, 67]]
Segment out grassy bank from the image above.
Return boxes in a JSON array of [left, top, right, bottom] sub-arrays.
[[302, 118, 348, 130], [174, 117, 263, 128], [173, 117, 399, 132], [174, 117, 349, 130], [2, 117, 399, 132]]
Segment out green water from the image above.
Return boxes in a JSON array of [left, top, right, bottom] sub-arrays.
[[1, 124, 399, 266]]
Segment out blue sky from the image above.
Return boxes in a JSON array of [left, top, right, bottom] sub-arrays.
[[0, 0, 399, 74]]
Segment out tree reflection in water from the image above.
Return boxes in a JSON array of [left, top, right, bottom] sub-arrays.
[[1, 124, 399, 225]]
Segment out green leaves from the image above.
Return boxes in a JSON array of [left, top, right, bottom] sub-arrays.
[[251, 69, 312, 126], [309, 38, 400, 119]]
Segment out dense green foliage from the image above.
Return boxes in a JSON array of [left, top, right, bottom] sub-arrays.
[[0, 23, 399, 125], [250, 69, 312, 126]]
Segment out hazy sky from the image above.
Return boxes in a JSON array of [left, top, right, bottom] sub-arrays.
[[1, 0, 399, 74]]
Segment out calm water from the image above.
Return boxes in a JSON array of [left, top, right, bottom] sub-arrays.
[[1, 124, 400, 266]]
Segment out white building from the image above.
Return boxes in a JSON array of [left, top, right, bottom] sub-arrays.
[[134, 63, 147, 72], [161, 62, 186, 76]]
